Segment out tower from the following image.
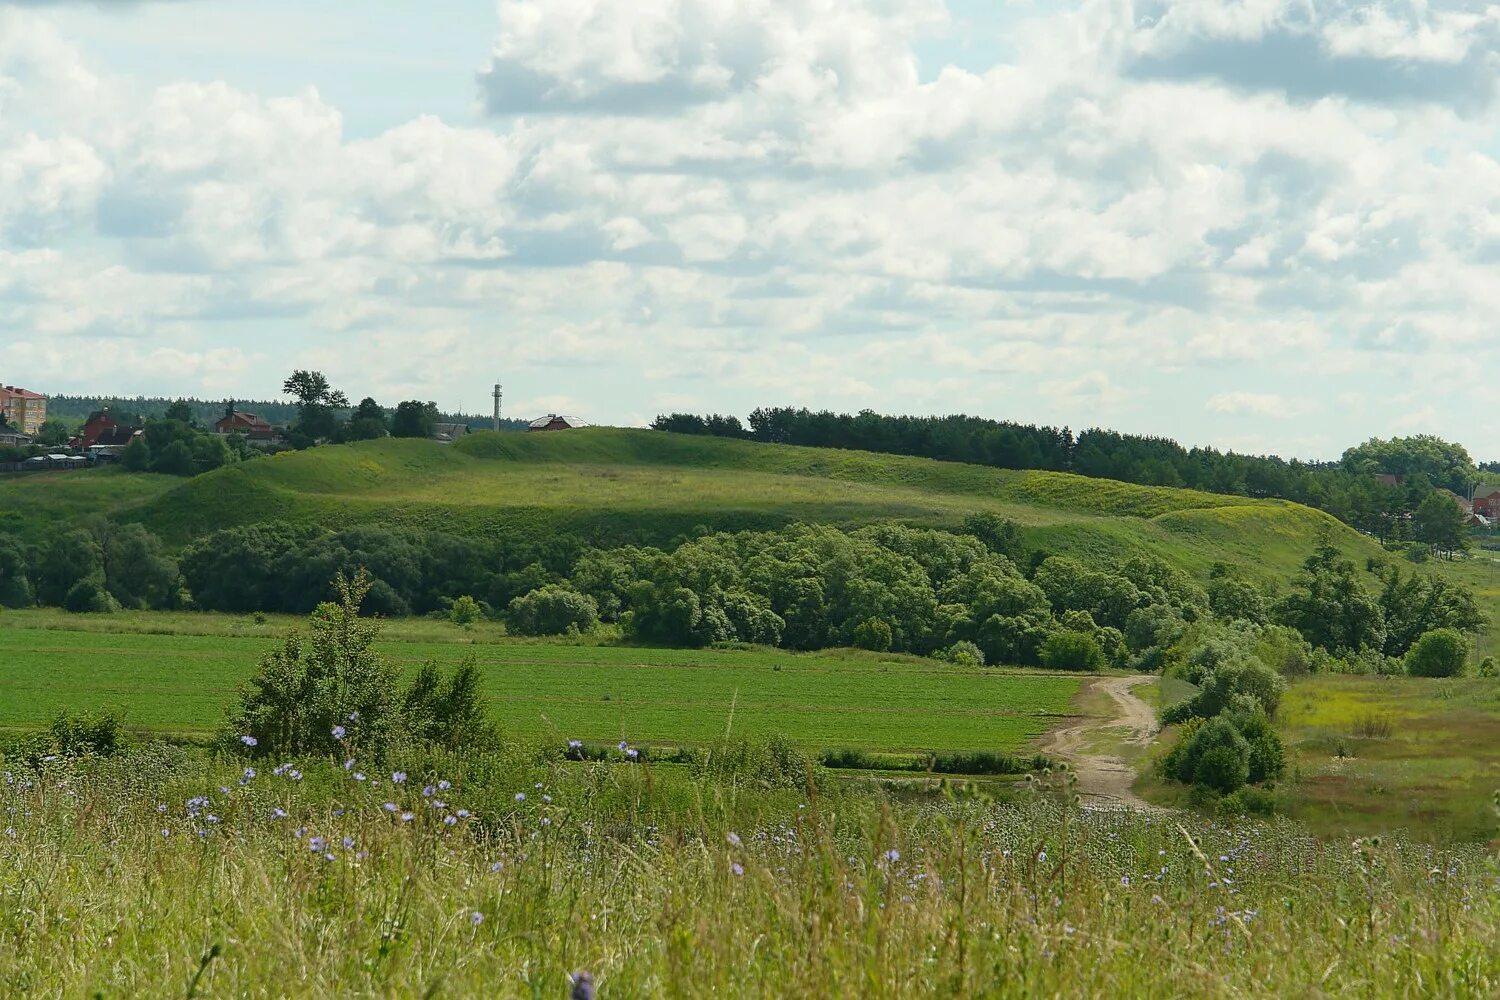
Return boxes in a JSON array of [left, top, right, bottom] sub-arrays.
[[492, 383, 503, 432]]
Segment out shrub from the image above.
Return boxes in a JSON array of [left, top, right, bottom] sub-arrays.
[[1217, 785, 1277, 816], [939, 640, 985, 667], [508, 586, 600, 636], [226, 571, 404, 760], [1405, 628, 1469, 678], [852, 617, 893, 652], [1038, 630, 1105, 671], [1194, 744, 1250, 794], [1162, 716, 1249, 788], [448, 595, 482, 627], [1479, 656, 1497, 678], [402, 657, 493, 748], [64, 575, 117, 614]]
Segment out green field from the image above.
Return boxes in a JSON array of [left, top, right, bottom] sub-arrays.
[[1276, 673, 1500, 840], [0, 610, 1081, 752]]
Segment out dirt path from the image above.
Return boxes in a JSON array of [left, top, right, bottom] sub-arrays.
[[1039, 674, 1159, 810]]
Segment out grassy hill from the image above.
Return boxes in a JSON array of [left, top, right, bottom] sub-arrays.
[[77, 427, 1370, 588], [0, 429, 1369, 581]]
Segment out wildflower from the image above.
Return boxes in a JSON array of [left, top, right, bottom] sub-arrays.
[[332, 808, 345, 818], [471, 911, 485, 926], [288, 770, 303, 782], [444, 815, 457, 826], [383, 802, 398, 813], [342, 836, 356, 849], [309, 836, 326, 852], [239, 735, 257, 747], [353, 773, 367, 782], [206, 815, 220, 825], [1152, 894, 1164, 905], [490, 861, 504, 873], [541, 794, 552, 804], [884, 849, 901, 863], [272, 808, 289, 819], [533, 782, 542, 790], [541, 817, 552, 827], [432, 800, 447, 810], [731, 862, 744, 877], [332, 725, 347, 740], [391, 771, 406, 784], [400, 812, 415, 822], [157, 803, 168, 814], [343, 759, 355, 770], [618, 741, 628, 752], [348, 711, 359, 722], [727, 832, 742, 847], [241, 767, 257, 782], [324, 853, 336, 862], [294, 826, 307, 839], [456, 809, 471, 819], [626, 748, 639, 760], [1037, 851, 1047, 863], [218, 786, 231, 796], [1120, 876, 1131, 887], [423, 785, 436, 798], [438, 780, 452, 791], [514, 792, 526, 802], [568, 739, 582, 750], [160, 829, 170, 838]]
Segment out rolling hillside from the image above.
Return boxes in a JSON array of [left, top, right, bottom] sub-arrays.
[[82, 427, 1380, 589]]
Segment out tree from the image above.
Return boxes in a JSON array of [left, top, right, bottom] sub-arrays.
[[345, 397, 390, 441], [0, 538, 33, 608], [283, 370, 349, 446], [153, 439, 196, 476], [1275, 544, 1385, 655], [35, 530, 104, 607], [448, 595, 482, 626], [391, 400, 440, 439], [95, 522, 179, 610], [1207, 577, 1269, 625], [121, 436, 152, 472], [164, 399, 195, 426], [1038, 630, 1105, 671], [1342, 435, 1479, 496], [1412, 492, 1470, 555], [227, 571, 402, 759], [508, 585, 600, 636], [34, 420, 71, 447], [1405, 628, 1469, 677]]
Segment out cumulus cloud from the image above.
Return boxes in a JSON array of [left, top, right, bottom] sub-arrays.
[[3, 0, 1500, 454]]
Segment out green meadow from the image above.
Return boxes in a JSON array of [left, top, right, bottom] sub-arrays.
[[0, 610, 1080, 753]]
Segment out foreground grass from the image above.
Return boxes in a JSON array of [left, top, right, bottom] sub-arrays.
[[0, 610, 1081, 753], [1, 750, 1495, 997]]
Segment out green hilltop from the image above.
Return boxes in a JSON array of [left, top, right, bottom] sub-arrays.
[[54, 426, 1372, 590]]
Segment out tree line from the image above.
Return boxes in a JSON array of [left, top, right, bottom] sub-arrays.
[[652, 408, 1493, 539], [1, 515, 1486, 681]]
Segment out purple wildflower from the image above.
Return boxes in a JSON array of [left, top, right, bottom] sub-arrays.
[[470, 911, 484, 926], [332, 725, 346, 740], [342, 836, 356, 849], [239, 735, 257, 747], [383, 802, 398, 813], [726, 832, 742, 847], [391, 771, 406, 784], [731, 862, 744, 877], [444, 815, 457, 826], [400, 812, 415, 822], [884, 849, 901, 863], [514, 792, 526, 802]]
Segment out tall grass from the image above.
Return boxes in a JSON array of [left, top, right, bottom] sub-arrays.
[[1, 746, 1495, 996]]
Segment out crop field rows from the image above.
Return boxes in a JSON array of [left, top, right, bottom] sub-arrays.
[[0, 614, 1083, 752]]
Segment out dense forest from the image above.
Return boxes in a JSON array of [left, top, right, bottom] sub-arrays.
[[653, 408, 1494, 539]]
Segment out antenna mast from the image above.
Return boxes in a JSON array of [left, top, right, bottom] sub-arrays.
[[492, 383, 503, 432]]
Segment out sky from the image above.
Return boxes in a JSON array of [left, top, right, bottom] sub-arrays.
[[2, 0, 1498, 460]]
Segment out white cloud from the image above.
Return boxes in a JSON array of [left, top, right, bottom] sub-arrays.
[[1206, 391, 1297, 418], [2, 1, 1500, 456]]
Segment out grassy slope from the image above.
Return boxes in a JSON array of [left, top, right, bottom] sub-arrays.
[[0, 609, 1081, 752], [0, 470, 177, 545], [118, 428, 1368, 589]]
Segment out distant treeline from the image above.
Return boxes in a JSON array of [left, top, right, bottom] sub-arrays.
[[652, 408, 1487, 537], [43, 396, 526, 432]]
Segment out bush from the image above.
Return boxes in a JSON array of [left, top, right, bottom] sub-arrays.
[[64, 575, 117, 614], [402, 657, 493, 748], [1162, 716, 1249, 790], [1479, 656, 1497, 678], [851, 617, 893, 652], [939, 640, 985, 667], [448, 595, 482, 627], [1194, 744, 1250, 794], [508, 586, 599, 637], [1038, 631, 1105, 671], [1405, 628, 1469, 678], [1217, 785, 1277, 816]]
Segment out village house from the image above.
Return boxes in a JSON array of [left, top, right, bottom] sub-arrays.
[[1473, 484, 1500, 519], [527, 414, 589, 432], [70, 407, 141, 452], [0, 385, 47, 435], [0, 428, 33, 448], [213, 411, 281, 448]]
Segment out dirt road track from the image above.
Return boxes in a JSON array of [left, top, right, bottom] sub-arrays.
[[1038, 675, 1159, 810]]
